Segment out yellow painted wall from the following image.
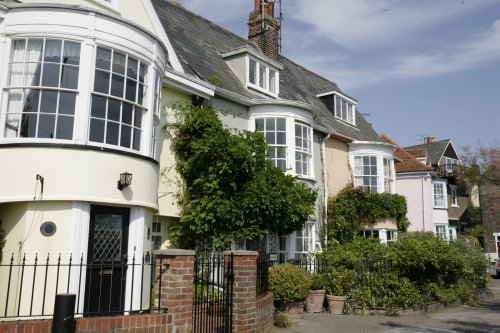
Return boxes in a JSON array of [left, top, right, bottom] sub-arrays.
[[0, 148, 159, 209], [325, 137, 351, 197]]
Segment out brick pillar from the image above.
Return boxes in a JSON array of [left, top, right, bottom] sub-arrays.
[[228, 250, 258, 333], [154, 249, 195, 333]]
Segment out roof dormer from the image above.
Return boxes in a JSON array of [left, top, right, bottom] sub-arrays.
[[318, 91, 357, 126], [222, 46, 283, 97]]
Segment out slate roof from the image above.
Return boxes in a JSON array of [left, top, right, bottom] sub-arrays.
[[380, 135, 434, 173], [151, 0, 381, 142], [405, 139, 451, 166]]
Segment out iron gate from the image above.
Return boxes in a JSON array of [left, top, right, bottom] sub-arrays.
[[193, 253, 233, 333]]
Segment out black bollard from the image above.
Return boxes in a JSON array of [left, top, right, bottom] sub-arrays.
[[52, 294, 76, 333]]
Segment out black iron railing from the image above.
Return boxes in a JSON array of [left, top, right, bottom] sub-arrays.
[[288, 256, 327, 274], [193, 253, 233, 333], [256, 255, 270, 297], [0, 253, 165, 319]]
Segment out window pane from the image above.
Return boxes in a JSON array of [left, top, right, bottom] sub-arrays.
[[62, 41, 81, 65], [108, 99, 121, 122], [40, 90, 58, 114], [5, 113, 20, 137], [277, 118, 286, 131], [112, 52, 126, 74], [56, 115, 74, 140], [134, 107, 142, 127], [89, 118, 105, 142], [277, 132, 286, 145], [266, 132, 275, 144], [255, 118, 264, 131], [276, 160, 286, 171], [120, 124, 132, 148], [44, 40, 62, 63], [59, 92, 76, 115], [139, 63, 146, 83], [9, 63, 25, 86], [106, 122, 119, 145], [41, 63, 60, 87], [125, 78, 137, 102], [96, 47, 111, 70], [137, 83, 144, 105], [133, 129, 141, 150], [91, 95, 107, 118], [60, 65, 78, 89], [266, 118, 275, 131], [37, 114, 55, 138], [122, 103, 133, 125], [127, 57, 138, 79], [111, 74, 124, 98], [269, 70, 276, 93], [249, 59, 256, 85], [94, 70, 110, 94], [20, 113, 37, 137], [12, 39, 27, 62], [24, 90, 40, 113]]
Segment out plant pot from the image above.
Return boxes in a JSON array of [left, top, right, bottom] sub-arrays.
[[306, 290, 326, 313], [326, 295, 347, 315]]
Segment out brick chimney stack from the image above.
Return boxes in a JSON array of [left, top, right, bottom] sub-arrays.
[[424, 136, 436, 144], [248, 0, 280, 61]]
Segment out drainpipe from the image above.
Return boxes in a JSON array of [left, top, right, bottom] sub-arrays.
[[421, 173, 430, 232], [321, 134, 330, 249]]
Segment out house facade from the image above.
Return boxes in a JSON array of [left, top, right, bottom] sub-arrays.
[[404, 137, 468, 240]]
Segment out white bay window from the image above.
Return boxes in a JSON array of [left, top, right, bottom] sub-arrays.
[[354, 155, 378, 193], [433, 181, 447, 208], [254, 116, 313, 177], [4, 38, 80, 140]]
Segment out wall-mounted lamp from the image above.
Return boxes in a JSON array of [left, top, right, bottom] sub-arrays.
[[117, 172, 132, 190]]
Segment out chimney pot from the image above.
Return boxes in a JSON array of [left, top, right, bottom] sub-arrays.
[[424, 136, 436, 144], [268, 1, 275, 17]]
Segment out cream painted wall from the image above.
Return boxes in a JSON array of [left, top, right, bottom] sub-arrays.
[[396, 173, 434, 232], [20, 0, 156, 33], [433, 208, 449, 225], [363, 217, 397, 230], [0, 148, 159, 209], [213, 97, 250, 130], [325, 137, 350, 196], [156, 88, 190, 218]]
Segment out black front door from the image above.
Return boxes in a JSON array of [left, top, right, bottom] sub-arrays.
[[84, 205, 130, 316]]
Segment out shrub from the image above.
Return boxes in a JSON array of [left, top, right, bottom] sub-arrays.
[[325, 268, 356, 296], [269, 264, 312, 302], [310, 273, 326, 290], [273, 311, 291, 328]]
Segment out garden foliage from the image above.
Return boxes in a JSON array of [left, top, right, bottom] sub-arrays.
[[167, 102, 317, 248], [269, 263, 312, 303], [327, 186, 409, 244], [319, 233, 488, 313]]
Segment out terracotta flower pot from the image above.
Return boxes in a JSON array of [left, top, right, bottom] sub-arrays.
[[306, 290, 326, 313], [326, 295, 347, 315]]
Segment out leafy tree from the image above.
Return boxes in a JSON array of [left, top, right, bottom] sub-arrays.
[[167, 102, 317, 248], [327, 186, 409, 244]]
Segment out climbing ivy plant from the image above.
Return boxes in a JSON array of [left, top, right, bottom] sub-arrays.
[[167, 102, 317, 248], [327, 186, 409, 244]]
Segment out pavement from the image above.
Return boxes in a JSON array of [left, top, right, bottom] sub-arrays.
[[273, 277, 500, 333]]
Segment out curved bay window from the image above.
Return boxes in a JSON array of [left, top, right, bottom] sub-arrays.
[[4, 38, 80, 139], [89, 47, 148, 151], [295, 121, 311, 177]]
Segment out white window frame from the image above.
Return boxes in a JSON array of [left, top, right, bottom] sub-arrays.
[[433, 181, 447, 209], [3, 37, 82, 141], [334, 94, 356, 126], [294, 222, 314, 259], [151, 220, 163, 250], [354, 155, 379, 193], [88, 45, 149, 152], [450, 185, 458, 207], [253, 115, 314, 179], [294, 120, 312, 177], [255, 117, 287, 171], [435, 224, 448, 240], [246, 56, 279, 96], [383, 157, 394, 194]]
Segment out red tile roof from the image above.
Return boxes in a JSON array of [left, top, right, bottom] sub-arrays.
[[380, 135, 434, 173]]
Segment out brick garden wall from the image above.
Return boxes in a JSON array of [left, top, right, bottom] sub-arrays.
[[0, 250, 274, 333]]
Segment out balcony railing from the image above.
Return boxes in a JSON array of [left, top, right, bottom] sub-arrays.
[[436, 164, 462, 178]]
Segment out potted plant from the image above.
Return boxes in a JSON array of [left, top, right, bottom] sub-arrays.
[[306, 273, 326, 313], [325, 268, 355, 314], [269, 264, 312, 319]]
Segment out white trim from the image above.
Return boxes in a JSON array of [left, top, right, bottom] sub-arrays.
[[221, 45, 283, 70], [142, 0, 184, 72], [163, 69, 215, 99], [316, 90, 357, 103]]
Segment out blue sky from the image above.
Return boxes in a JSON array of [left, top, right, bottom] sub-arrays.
[[181, 0, 500, 152]]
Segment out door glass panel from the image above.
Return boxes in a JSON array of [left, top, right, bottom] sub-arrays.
[[91, 213, 123, 262]]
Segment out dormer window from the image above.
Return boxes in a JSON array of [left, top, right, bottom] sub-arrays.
[[247, 57, 279, 96], [335, 95, 355, 125]]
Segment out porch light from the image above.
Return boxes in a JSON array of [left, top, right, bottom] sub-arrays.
[[117, 172, 132, 190]]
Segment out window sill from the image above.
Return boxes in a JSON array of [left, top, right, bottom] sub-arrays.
[[247, 84, 278, 98], [451, 204, 459, 208]]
